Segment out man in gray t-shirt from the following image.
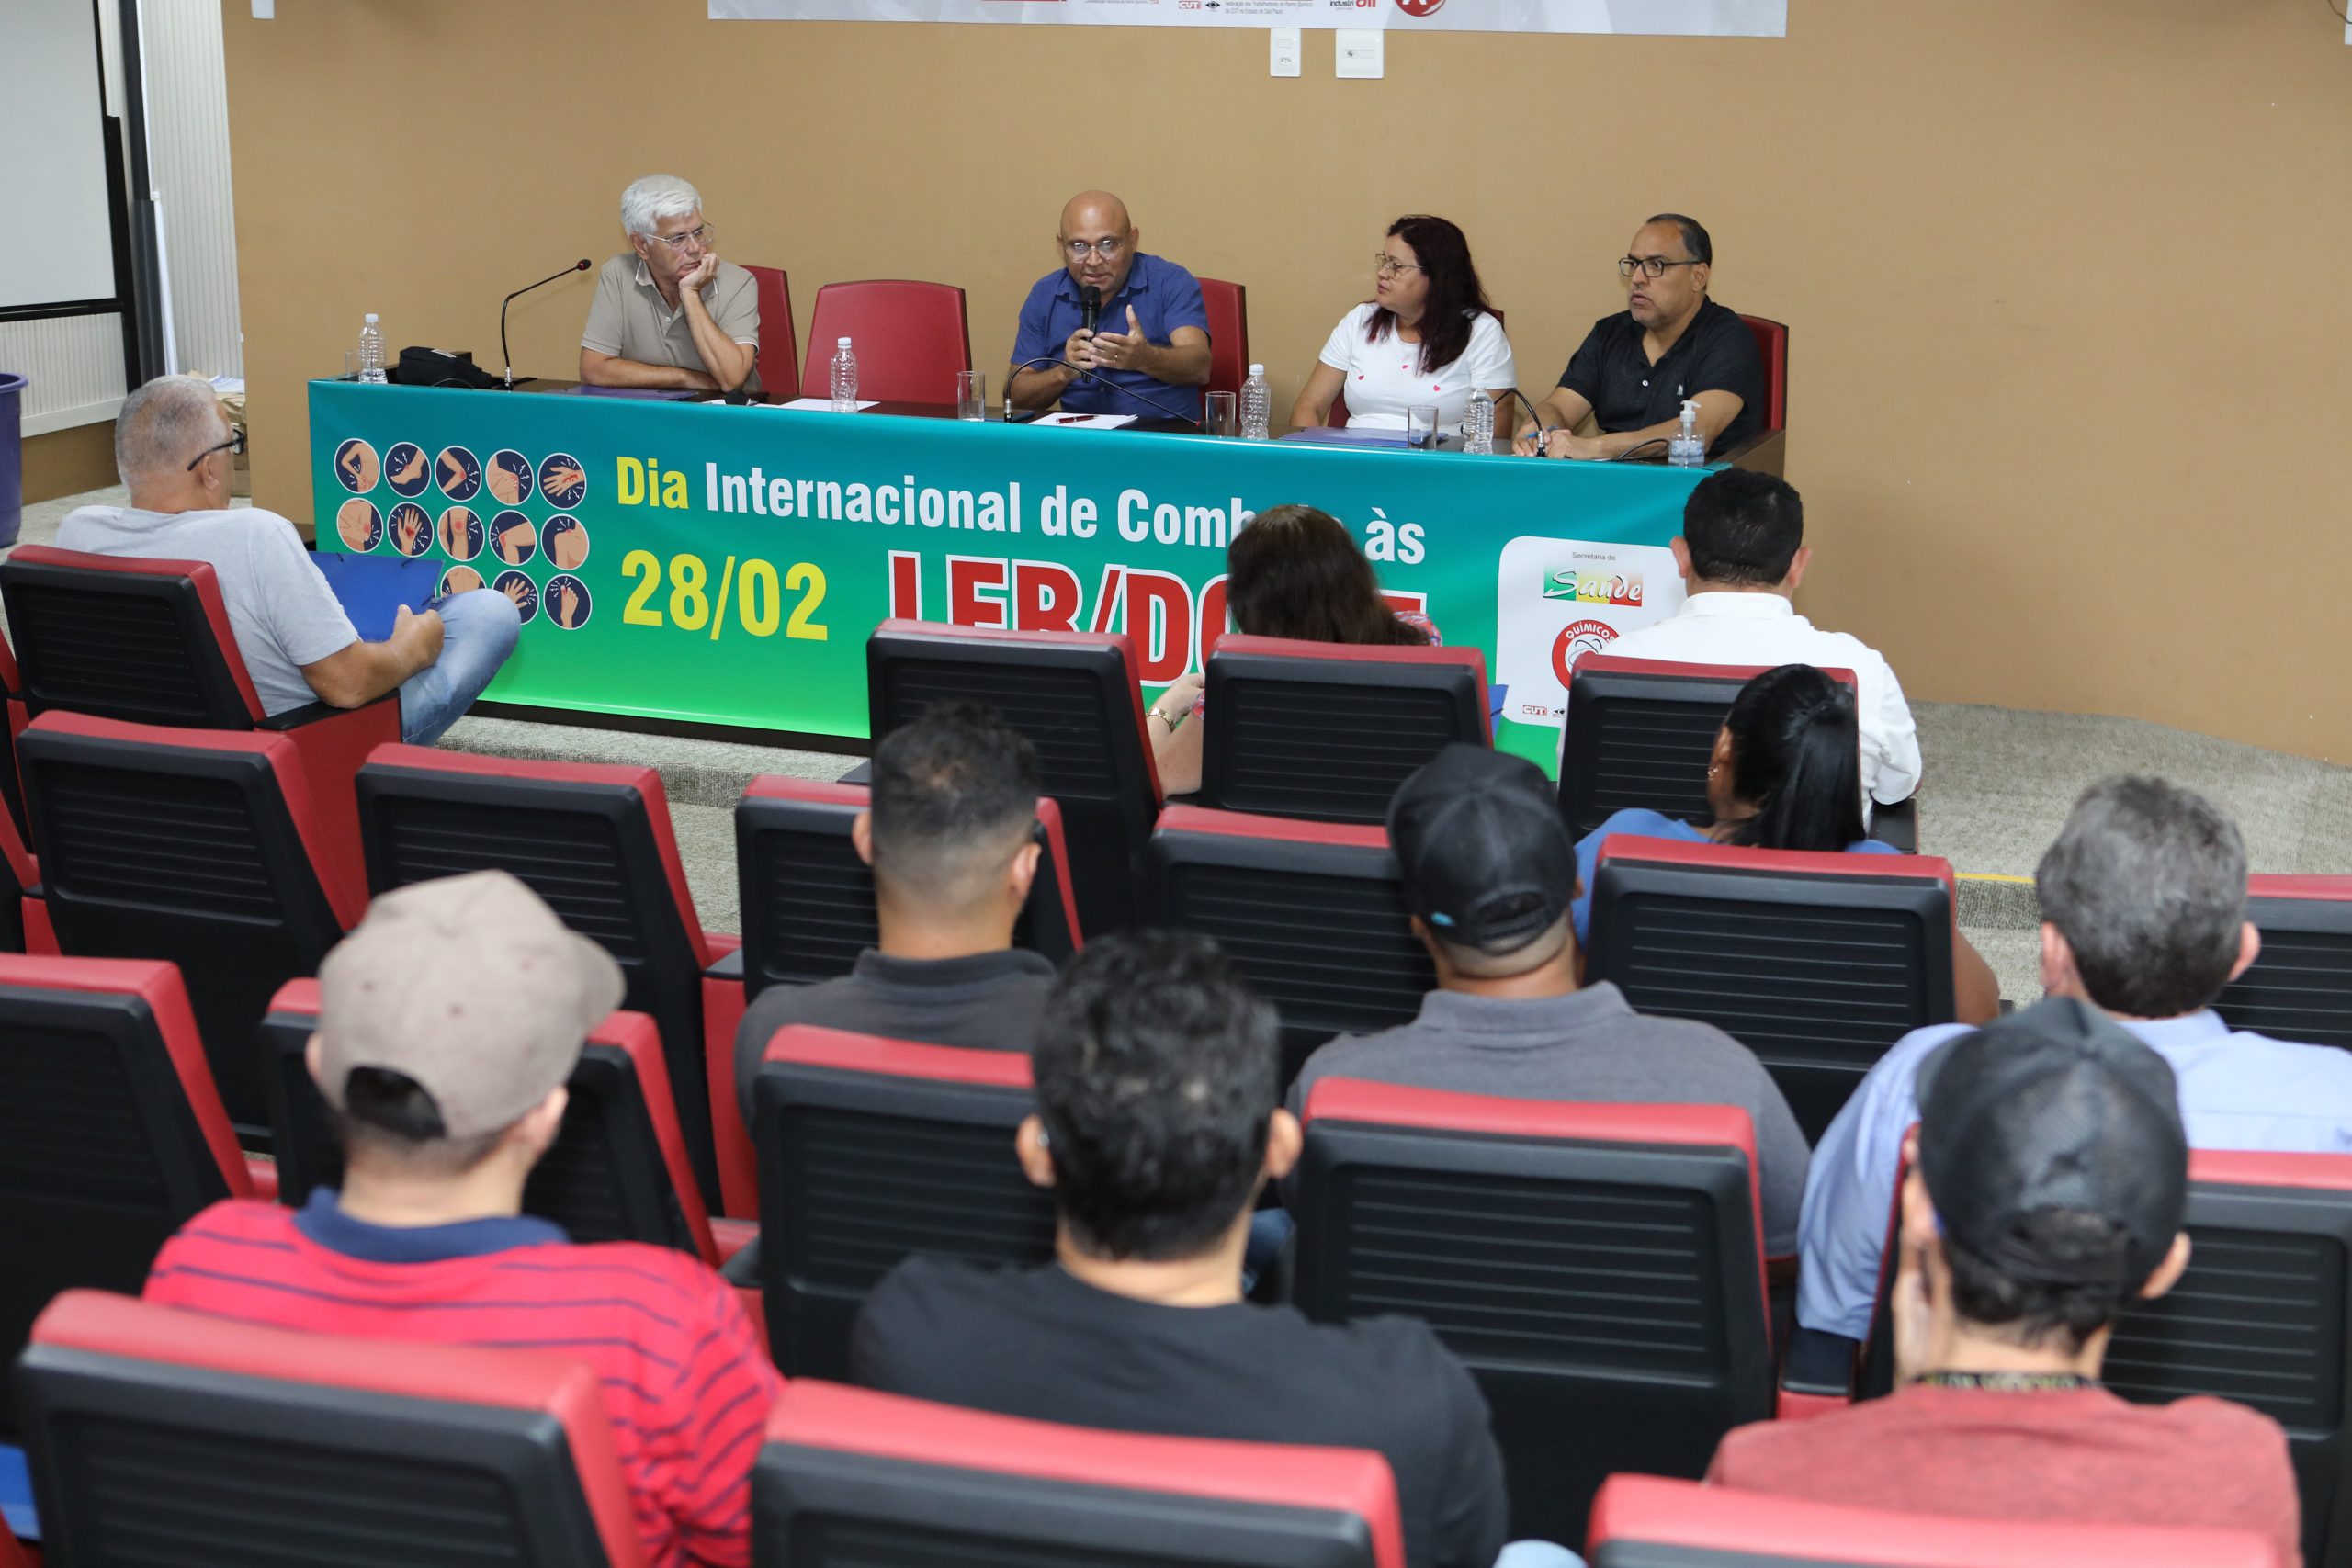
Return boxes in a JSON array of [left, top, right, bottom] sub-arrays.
[[580, 174, 759, 394], [1290, 745, 1810, 1256], [56, 376, 517, 746]]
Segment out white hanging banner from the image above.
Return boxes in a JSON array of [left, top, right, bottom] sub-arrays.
[[708, 0, 1785, 39]]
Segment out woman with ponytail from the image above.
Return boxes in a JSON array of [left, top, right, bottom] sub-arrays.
[[1571, 664, 1998, 1021]]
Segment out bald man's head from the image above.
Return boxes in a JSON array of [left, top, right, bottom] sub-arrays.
[[1057, 189, 1137, 296]]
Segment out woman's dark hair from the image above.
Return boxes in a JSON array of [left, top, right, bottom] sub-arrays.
[[1365, 214, 1494, 378], [1226, 505, 1428, 647], [1717, 664, 1867, 852]]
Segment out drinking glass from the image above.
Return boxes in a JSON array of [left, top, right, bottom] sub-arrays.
[[1406, 404, 1442, 449], [1204, 390, 1238, 437], [956, 370, 988, 421]]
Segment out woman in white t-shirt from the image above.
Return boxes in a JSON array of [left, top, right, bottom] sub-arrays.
[[1288, 215, 1517, 434]]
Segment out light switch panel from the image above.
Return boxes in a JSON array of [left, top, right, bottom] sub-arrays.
[[1270, 28, 1300, 77], [1336, 28, 1384, 79]]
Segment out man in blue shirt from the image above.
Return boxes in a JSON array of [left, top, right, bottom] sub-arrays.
[[1008, 190, 1211, 423], [1798, 775, 2352, 1342]]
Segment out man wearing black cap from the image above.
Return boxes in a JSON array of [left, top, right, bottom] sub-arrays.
[[1710, 998, 2301, 1564], [1290, 744, 1810, 1257]]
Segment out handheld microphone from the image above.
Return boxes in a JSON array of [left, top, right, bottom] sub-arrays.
[[1003, 355, 1203, 430], [501, 259, 592, 388], [1079, 285, 1102, 335]]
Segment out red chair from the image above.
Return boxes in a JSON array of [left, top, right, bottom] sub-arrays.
[[2213, 875, 2352, 1051], [742, 264, 801, 400], [353, 744, 741, 1210], [712, 776, 1081, 1217], [1557, 655, 1913, 850], [1197, 276, 1250, 400], [1198, 634, 1490, 825], [17, 711, 365, 1135], [1328, 306, 1504, 428], [800, 280, 971, 405], [0, 771, 35, 954], [0, 954, 266, 1437], [1740, 313, 1789, 433], [1585, 1474, 2278, 1568], [18, 1291, 650, 1566], [0, 544, 399, 895], [866, 619, 1161, 935], [752, 1026, 1053, 1379], [754, 1381, 1405, 1568], [259, 980, 754, 1272], [1142, 806, 1431, 1088], [1585, 834, 1960, 1142], [1294, 1079, 1771, 1549], [0, 1517, 28, 1568]]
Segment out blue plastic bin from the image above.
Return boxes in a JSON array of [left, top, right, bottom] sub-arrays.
[[0, 371, 24, 548]]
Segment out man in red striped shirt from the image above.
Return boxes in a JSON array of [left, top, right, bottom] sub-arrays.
[[145, 871, 783, 1568]]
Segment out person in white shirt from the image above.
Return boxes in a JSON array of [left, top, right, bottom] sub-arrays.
[[1590, 468, 1922, 808], [1288, 215, 1516, 434]]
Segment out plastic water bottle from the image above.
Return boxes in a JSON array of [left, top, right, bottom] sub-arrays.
[[1668, 399, 1705, 468], [1464, 389, 1496, 455], [356, 313, 387, 384], [829, 337, 858, 412], [1239, 363, 1271, 440]]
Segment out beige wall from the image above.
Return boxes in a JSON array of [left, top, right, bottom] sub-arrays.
[[220, 0, 2352, 761]]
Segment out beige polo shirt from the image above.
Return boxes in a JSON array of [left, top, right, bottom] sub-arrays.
[[581, 254, 762, 386]]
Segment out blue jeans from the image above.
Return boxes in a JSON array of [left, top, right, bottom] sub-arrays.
[[398, 588, 520, 745], [1495, 1542, 1583, 1568]]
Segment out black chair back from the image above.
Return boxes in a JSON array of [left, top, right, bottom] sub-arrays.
[[1198, 633, 1488, 825], [867, 619, 1159, 933], [752, 1026, 1055, 1379], [1293, 1079, 1772, 1549], [2214, 878, 2352, 1052], [1586, 834, 1959, 1142], [1142, 807, 1431, 1087]]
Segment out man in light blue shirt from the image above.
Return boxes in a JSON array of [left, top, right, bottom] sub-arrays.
[[1798, 774, 2352, 1341]]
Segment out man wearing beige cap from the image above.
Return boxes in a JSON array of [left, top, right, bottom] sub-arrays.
[[146, 871, 783, 1568]]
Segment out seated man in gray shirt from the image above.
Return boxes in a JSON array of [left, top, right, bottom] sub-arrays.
[[57, 375, 518, 746], [733, 702, 1057, 1133], [580, 174, 759, 393], [1292, 744, 1811, 1257]]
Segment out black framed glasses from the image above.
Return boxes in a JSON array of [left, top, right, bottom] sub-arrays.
[[1619, 255, 1701, 280], [186, 427, 245, 471]]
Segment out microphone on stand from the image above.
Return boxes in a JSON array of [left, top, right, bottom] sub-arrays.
[[501, 259, 592, 388], [1004, 355, 1202, 430], [1079, 285, 1102, 335]]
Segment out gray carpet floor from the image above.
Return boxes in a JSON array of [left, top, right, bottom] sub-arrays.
[[20, 482, 2349, 1005]]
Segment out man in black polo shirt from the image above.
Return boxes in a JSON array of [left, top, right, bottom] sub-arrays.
[[731, 702, 1057, 1131], [1515, 213, 1767, 461]]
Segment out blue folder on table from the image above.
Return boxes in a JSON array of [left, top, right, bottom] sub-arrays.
[[311, 553, 442, 643]]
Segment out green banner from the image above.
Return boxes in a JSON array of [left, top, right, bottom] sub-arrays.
[[311, 382, 1705, 772]]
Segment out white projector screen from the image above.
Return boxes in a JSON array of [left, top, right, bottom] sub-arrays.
[[0, 0, 118, 311]]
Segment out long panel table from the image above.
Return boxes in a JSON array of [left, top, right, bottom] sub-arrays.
[[310, 380, 1764, 771]]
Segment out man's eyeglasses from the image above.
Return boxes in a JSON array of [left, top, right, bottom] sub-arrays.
[[1374, 255, 1425, 277], [647, 223, 714, 251], [1062, 236, 1128, 261], [1619, 255, 1701, 280], [186, 428, 246, 472]]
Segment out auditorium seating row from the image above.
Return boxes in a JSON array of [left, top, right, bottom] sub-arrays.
[[11, 1291, 2278, 1567], [5, 945, 2350, 1559], [2, 547, 2348, 1561]]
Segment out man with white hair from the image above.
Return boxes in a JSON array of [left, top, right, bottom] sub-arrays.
[[57, 376, 519, 744], [580, 174, 759, 391]]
